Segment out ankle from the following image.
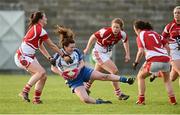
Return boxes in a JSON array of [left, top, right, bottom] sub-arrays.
[[119, 76, 127, 83]]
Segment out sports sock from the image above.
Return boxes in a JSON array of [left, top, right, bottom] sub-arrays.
[[33, 90, 42, 102], [23, 84, 32, 93], [138, 94, 145, 103], [114, 88, 121, 97], [119, 76, 128, 83]]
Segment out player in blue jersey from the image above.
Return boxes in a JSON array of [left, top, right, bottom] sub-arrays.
[[50, 25, 134, 104]]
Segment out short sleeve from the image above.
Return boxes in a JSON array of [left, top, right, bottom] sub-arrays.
[[40, 28, 48, 41], [121, 31, 128, 43]]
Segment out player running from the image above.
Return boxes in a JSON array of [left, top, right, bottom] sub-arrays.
[[83, 18, 132, 100], [162, 6, 180, 87], [14, 11, 72, 104], [132, 20, 177, 105]]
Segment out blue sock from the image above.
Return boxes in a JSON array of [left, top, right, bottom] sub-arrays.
[[119, 76, 127, 83], [96, 99, 102, 104]]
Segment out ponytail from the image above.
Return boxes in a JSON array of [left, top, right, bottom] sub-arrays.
[[28, 11, 44, 28], [55, 25, 75, 48]]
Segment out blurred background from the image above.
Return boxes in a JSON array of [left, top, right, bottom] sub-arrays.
[[0, 0, 179, 74]]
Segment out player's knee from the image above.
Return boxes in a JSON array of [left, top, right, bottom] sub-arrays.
[[137, 75, 145, 80], [81, 97, 91, 104], [170, 75, 177, 81], [37, 69, 46, 79]]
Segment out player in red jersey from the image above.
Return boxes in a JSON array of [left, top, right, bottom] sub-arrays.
[[14, 11, 71, 104], [133, 20, 177, 105], [83, 18, 133, 100], [162, 6, 180, 87]]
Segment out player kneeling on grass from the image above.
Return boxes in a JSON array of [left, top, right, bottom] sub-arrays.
[[132, 20, 177, 105], [50, 25, 135, 104]]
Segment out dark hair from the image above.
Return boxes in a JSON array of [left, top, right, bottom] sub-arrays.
[[133, 20, 153, 30], [55, 25, 75, 48], [28, 11, 44, 28], [111, 18, 124, 30]]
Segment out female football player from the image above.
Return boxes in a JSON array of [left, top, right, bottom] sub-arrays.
[[83, 18, 131, 100], [51, 25, 134, 104], [133, 20, 177, 105], [14, 11, 72, 104], [162, 6, 180, 87]]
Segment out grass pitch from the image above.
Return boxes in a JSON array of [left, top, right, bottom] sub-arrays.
[[0, 74, 179, 114]]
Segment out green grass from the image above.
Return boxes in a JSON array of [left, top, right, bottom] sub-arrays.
[[0, 74, 180, 114]]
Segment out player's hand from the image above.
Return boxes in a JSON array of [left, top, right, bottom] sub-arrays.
[[125, 55, 130, 63], [132, 62, 138, 70], [63, 54, 73, 64], [49, 57, 56, 66]]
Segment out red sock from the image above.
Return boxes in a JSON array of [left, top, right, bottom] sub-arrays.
[[138, 94, 145, 103], [169, 96, 177, 104], [23, 84, 32, 93], [33, 90, 42, 102], [114, 88, 121, 97]]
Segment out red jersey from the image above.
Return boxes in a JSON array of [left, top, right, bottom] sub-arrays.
[[17, 23, 48, 56], [162, 20, 180, 44], [23, 23, 48, 49], [94, 27, 128, 47], [137, 30, 170, 62]]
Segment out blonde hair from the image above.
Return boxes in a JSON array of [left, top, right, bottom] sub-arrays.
[[55, 25, 75, 48], [111, 18, 124, 30], [174, 6, 180, 12]]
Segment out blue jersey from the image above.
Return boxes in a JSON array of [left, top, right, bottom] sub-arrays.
[[53, 48, 83, 72]]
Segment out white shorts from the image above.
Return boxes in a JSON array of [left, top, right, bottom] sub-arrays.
[[92, 49, 112, 65], [14, 53, 36, 70], [142, 61, 170, 74], [150, 62, 170, 73], [169, 44, 180, 60]]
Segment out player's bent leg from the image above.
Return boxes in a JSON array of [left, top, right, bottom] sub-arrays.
[[33, 75, 47, 104], [90, 71, 134, 84], [19, 61, 45, 103], [19, 61, 46, 103], [27, 61, 46, 86]]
